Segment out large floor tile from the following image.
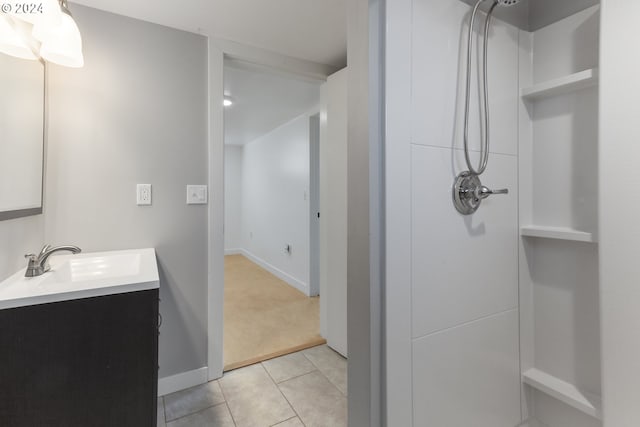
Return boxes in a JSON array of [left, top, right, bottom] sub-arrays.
[[278, 371, 347, 427], [220, 363, 295, 427], [164, 381, 225, 422], [166, 403, 235, 427], [302, 345, 347, 395], [157, 397, 166, 427], [262, 352, 317, 383], [272, 417, 305, 427]]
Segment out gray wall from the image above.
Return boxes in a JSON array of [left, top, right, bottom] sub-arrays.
[[45, 5, 209, 378], [0, 216, 44, 281]]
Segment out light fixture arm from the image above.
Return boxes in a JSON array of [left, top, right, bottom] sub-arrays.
[[59, 0, 70, 15]]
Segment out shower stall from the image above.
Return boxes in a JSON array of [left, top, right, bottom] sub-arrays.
[[382, 0, 635, 425]]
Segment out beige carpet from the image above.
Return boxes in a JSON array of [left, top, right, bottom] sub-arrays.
[[223, 254, 324, 371]]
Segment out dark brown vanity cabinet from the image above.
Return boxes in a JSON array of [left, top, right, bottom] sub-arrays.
[[0, 289, 159, 427]]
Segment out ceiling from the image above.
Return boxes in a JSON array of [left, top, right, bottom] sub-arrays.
[[224, 63, 321, 146], [70, 0, 347, 67]]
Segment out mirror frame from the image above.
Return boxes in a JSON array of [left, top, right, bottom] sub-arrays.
[[0, 60, 46, 221]]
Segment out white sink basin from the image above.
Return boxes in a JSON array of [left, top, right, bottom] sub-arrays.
[[0, 248, 159, 310]]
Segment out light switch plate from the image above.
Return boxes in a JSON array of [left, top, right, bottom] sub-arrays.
[[137, 184, 152, 206], [187, 185, 208, 205]]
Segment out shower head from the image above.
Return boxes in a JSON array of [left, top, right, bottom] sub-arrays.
[[496, 0, 520, 6]]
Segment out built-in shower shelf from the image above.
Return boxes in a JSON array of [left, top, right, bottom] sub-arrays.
[[521, 68, 599, 100], [523, 368, 602, 420], [520, 225, 596, 243]]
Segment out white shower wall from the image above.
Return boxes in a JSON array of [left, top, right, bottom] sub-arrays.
[[408, 0, 521, 425], [385, 0, 604, 426]]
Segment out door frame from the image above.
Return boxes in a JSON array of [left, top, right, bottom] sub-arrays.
[[206, 39, 337, 380], [309, 113, 321, 297]]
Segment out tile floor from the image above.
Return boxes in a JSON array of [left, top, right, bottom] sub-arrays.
[[158, 345, 347, 427]]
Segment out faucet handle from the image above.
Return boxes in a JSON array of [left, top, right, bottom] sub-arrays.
[[475, 185, 509, 200], [24, 254, 39, 268], [39, 244, 52, 257]]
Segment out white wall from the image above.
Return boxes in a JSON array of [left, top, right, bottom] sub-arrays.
[[521, 7, 601, 427], [385, 0, 521, 425], [319, 68, 348, 356], [238, 114, 311, 293], [599, 0, 640, 425], [45, 5, 209, 381], [224, 146, 243, 252]]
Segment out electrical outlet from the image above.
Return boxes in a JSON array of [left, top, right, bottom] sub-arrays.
[[137, 184, 152, 206]]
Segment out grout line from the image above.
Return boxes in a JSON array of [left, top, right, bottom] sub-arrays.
[[301, 352, 347, 397], [274, 368, 320, 385], [217, 379, 239, 427], [409, 141, 518, 158], [263, 362, 307, 427], [412, 307, 519, 342], [269, 416, 301, 427], [224, 402, 238, 427], [166, 402, 228, 424]]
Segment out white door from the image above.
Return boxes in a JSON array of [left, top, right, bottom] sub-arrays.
[[319, 68, 348, 357]]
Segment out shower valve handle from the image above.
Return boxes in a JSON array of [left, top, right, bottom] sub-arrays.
[[475, 185, 509, 200]]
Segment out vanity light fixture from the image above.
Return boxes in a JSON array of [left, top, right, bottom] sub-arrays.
[[0, 14, 37, 59], [0, 0, 83, 67]]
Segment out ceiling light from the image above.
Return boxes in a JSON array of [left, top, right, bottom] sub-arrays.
[[224, 98, 233, 107]]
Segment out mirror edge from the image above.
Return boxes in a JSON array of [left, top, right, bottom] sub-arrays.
[[0, 59, 46, 222]]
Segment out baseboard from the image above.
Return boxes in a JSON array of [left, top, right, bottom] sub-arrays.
[[158, 367, 208, 396], [224, 248, 243, 255], [238, 249, 310, 296]]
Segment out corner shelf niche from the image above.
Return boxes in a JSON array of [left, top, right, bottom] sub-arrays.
[[520, 225, 596, 243], [523, 368, 602, 420], [521, 68, 599, 101]]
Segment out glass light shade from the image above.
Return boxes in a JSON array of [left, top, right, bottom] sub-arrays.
[[39, 13, 83, 67], [10, 0, 61, 25], [32, 2, 66, 42], [0, 15, 37, 60]]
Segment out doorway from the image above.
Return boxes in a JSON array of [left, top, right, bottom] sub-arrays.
[[222, 60, 325, 371]]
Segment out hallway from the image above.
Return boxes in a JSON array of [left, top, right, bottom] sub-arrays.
[[224, 255, 324, 371]]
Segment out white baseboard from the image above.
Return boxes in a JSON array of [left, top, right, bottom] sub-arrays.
[[158, 367, 208, 396], [224, 248, 243, 255], [239, 249, 310, 296]]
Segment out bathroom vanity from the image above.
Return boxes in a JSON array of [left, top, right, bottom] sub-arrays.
[[0, 248, 159, 427]]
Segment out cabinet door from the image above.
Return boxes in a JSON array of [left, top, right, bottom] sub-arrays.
[[0, 290, 159, 427]]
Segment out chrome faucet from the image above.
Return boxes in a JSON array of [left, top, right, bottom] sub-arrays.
[[24, 244, 82, 277]]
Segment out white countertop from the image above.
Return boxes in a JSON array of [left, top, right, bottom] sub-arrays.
[[0, 248, 159, 310]]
